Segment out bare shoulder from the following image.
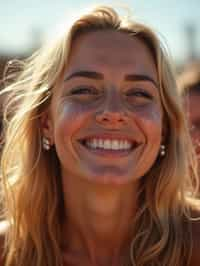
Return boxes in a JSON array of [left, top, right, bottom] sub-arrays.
[[188, 207, 200, 266]]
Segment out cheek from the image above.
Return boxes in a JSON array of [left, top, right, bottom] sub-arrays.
[[53, 101, 93, 139], [133, 103, 163, 137], [136, 105, 163, 165]]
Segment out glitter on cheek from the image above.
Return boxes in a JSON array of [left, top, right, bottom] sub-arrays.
[[59, 102, 84, 124], [128, 102, 163, 124], [53, 99, 96, 135], [147, 107, 163, 124]]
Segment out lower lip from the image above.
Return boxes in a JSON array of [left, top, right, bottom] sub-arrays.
[[80, 143, 135, 157]]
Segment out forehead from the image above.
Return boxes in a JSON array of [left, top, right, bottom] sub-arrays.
[[66, 30, 158, 80]]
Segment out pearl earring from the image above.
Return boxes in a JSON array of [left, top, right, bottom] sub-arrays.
[[42, 137, 51, 150], [160, 144, 165, 157]]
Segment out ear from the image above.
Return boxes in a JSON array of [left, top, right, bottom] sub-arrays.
[[40, 109, 54, 145]]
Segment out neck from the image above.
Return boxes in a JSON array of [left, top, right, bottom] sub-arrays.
[[61, 176, 139, 266]]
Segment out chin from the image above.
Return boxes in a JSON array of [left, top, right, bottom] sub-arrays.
[[82, 168, 137, 186]]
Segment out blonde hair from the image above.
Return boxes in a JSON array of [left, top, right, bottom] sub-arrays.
[[0, 6, 199, 266]]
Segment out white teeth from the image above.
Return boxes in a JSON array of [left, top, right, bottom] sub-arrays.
[[99, 139, 104, 148], [112, 140, 119, 150], [124, 140, 129, 149], [85, 139, 133, 150], [104, 140, 111, 149]]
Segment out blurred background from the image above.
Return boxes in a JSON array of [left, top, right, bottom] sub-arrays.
[[0, 0, 200, 77]]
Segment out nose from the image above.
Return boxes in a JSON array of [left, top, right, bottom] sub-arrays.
[[95, 94, 128, 127]]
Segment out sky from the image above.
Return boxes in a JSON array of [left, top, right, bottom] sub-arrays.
[[0, 0, 200, 63]]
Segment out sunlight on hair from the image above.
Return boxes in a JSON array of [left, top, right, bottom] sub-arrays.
[[0, 5, 199, 266]]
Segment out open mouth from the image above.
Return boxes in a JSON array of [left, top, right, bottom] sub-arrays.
[[79, 137, 139, 153]]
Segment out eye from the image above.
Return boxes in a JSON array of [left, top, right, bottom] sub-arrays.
[[125, 88, 153, 99], [70, 86, 98, 95]]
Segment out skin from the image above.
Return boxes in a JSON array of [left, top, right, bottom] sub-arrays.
[[42, 30, 164, 266]]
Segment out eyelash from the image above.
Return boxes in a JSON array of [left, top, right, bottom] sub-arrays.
[[69, 87, 153, 101], [70, 87, 99, 95], [125, 89, 153, 99]]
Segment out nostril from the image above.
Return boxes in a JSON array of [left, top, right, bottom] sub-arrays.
[[96, 111, 128, 124], [102, 116, 110, 122]]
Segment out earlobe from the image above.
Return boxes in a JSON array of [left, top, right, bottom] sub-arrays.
[[40, 109, 54, 146]]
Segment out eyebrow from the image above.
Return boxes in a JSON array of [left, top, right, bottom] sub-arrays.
[[64, 70, 158, 88], [125, 74, 158, 88]]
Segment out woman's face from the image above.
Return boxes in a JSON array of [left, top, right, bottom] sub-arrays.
[[47, 30, 164, 185]]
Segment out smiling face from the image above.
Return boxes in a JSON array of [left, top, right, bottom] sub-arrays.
[[44, 30, 163, 185]]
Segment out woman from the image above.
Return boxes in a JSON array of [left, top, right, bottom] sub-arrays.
[[0, 5, 200, 266]]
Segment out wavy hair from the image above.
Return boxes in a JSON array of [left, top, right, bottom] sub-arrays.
[[0, 5, 199, 266]]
